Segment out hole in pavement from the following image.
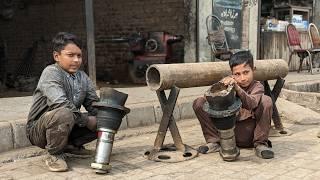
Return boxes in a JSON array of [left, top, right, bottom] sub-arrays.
[[158, 155, 171, 160], [183, 152, 192, 157], [279, 130, 287, 134]]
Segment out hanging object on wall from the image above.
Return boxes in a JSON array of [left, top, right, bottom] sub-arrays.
[[212, 0, 243, 49]]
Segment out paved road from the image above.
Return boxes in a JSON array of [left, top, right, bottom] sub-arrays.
[[0, 117, 320, 180]]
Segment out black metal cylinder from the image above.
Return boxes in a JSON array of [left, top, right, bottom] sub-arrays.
[[93, 87, 130, 131], [211, 115, 236, 130], [96, 107, 126, 130]]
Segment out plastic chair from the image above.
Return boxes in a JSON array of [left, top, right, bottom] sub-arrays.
[[286, 23, 313, 73], [206, 15, 232, 61]]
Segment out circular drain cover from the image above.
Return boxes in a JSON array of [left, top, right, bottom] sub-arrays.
[[144, 144, 198, 163]]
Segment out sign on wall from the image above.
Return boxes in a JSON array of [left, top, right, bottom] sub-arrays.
[[212, 0, 242, 49]]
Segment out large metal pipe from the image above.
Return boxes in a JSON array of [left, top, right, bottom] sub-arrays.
[[146, 59, 288, 91]]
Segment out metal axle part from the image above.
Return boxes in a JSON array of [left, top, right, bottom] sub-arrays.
[[203, 83, 241, 161]]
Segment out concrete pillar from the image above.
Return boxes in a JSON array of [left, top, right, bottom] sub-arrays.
[[183, 0, 197, 63], [314, 0, 320, 27], [197, 0, 212, 62], [248, 0, 260, 59]]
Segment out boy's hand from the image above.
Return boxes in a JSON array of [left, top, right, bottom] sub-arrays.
[[220, 75, 236, 86], [87, 116, 97, 131], [220, 75, 241, 93]]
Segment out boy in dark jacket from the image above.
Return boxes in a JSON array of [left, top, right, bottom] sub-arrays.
[[193, 51, 274, 159]]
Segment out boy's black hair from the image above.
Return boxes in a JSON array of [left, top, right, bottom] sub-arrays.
[[52, 32, 82, 53], [229, 50, 254, 70]]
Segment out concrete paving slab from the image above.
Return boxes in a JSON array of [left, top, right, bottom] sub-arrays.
[[178, 97, 198, 120], [11, 119, 31, 148], [1, 118, 320, 179], [0, 121, 13, 152], [276, 98, 320, 125], [126, 103, 156, 128], [154, 103, 181, 123], [280, 88, 320, 113]]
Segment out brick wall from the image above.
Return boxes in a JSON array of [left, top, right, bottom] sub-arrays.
[[0, 0, 187, 83], [0, 0, 86, 77], [94, 0, 186, 82]]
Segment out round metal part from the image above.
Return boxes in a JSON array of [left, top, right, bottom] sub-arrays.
[[218, 127, 240, 161], [218, 126, 240, 161], [94, 131, 115, 164], [145, 38, 158, 52], [219, 146, 240, 161], [204, 83, 235, 110], [91, 162, 112, 174], [144, 144, 198, 163], [96, 107, 125, 130], [203, 98, 242, 118], [93, 87, 130, 114]]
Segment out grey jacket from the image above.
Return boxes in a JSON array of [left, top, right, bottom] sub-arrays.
[[27, 63, 99, 128]]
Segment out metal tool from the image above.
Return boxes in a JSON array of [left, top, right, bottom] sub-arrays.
[[91, 87, 130, 174], [203, 82, 241, 161]]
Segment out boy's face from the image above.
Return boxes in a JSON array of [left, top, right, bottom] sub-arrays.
[[53, 43, 82, 74], [231, 63, 253, 88]]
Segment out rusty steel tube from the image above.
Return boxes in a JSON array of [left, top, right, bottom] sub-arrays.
[[146, 59, 288, 91]]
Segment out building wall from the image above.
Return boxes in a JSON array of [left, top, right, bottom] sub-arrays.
[[0, 0, 189, 83], [0, 0, 86, 78], [197, 0, 259, 61], [93, 0, 187, 82]]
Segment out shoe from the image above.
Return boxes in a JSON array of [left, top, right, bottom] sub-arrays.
[[198, 142, 220, 154], [45, 154, 68, 172], [255, 144, 274, 159], [317, 131, 320, 138], [64, 145, 94, 158]]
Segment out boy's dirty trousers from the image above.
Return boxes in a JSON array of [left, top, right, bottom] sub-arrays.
[[193, 95, 273, 148], [26, 107, 97, 155]]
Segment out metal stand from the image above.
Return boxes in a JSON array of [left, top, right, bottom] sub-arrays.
[[144, 86, 198, 162], [263, 78, 289, 135]]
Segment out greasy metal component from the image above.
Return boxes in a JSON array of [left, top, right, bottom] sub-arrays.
[[219, 127, 240, 161], [145, 86, 198, 162], [263, 79, 286, 132], [91, 162, 112, 174], [91, 88, 130, 173], [91, 129, 114, 174], [203, 83, 241, 161], [203, 98, 241, 118], [146, 59, 289, 91]]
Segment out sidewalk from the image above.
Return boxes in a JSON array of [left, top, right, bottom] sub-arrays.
[[0, 72, 320, 153]]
